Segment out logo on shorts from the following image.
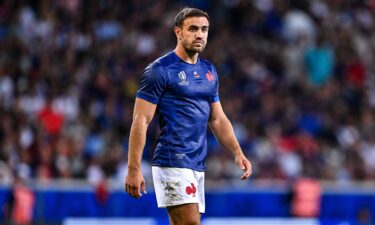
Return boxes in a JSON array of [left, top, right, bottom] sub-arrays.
[[175, 153, 185, 159], [178, 71, 189, 86], [185, 183, 196, 197]]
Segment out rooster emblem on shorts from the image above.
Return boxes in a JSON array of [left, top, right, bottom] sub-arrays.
[[185, 183, 196, 197]]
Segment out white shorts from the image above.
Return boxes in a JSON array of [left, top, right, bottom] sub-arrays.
[[152, 166, 205, 213]]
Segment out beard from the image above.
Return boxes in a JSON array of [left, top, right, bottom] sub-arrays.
[[182, 40, 206, 54]]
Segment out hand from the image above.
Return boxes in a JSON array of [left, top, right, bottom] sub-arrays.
[[235, 154, 252, 180], [125, 168, 146, 199]]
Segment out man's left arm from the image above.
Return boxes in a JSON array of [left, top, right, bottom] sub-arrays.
[[208, 101, 252, 180]]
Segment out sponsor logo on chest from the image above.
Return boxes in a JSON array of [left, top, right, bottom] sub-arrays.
[[193, 71, 200, 79], [178, 70, 215, 85], [178, 71, 189, 86]]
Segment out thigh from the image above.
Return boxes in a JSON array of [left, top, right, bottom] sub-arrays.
[[167, 203, 201, 225]]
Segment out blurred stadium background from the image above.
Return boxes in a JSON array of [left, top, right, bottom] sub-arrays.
[[0, 0, 375, 224]]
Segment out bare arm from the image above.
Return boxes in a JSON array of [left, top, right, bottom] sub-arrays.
[[209, 101, 252, 179], [125, 98, 157, 198]]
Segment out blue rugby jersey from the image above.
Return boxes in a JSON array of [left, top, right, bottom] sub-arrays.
[[136, 51, 219, 171]]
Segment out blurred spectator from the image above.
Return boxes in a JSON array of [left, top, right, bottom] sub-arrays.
[[0, 0, 375, 187], [38, 97, 64, 138], [291, 177, 321, 217], [357, 207, 374, 225], [304, 34, 334, 86], [3, 176, 35, 225]]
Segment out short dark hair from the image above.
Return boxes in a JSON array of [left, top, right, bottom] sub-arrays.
[[174, 7, 210, 28]]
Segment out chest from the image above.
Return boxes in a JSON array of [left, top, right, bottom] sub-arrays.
[[167, 66, 217, 98]]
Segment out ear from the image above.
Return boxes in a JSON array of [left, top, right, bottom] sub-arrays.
[[174, 26, 182, 40]]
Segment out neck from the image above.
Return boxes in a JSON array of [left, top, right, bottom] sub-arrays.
[[174, 44, 199, 64]]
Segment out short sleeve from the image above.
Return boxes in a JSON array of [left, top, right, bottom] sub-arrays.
[[210, 65, 220, 103], [136, 64, 168, 104]]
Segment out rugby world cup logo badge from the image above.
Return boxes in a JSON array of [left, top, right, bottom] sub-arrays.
[[178, 71, 189, 86]]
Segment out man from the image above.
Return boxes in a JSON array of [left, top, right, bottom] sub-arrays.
[[125, 7, 252, 225]]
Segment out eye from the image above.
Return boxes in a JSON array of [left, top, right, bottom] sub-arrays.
[[202, 27, 209, 32], [189, 26, 198, 32]]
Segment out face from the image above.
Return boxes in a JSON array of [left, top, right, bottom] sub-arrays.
[[175, 16, 209, 54]]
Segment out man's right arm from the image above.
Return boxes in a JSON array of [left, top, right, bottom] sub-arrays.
[[125, 98, 157, 199]]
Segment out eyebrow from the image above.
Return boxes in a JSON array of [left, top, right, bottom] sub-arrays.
[[187, 25, 209, 29]]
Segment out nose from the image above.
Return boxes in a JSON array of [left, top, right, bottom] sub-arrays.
[[196, 29, 204, 39]]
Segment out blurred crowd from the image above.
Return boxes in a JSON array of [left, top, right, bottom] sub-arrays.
[[0, 0, 375, 187]]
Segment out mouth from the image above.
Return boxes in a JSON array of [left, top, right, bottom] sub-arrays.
[[193, 41, 204, 46]]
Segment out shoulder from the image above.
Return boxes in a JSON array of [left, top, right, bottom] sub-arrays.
[[151, 52, 177, 68], [200, 58, 217, 72], [145, 52, 177, 75]]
